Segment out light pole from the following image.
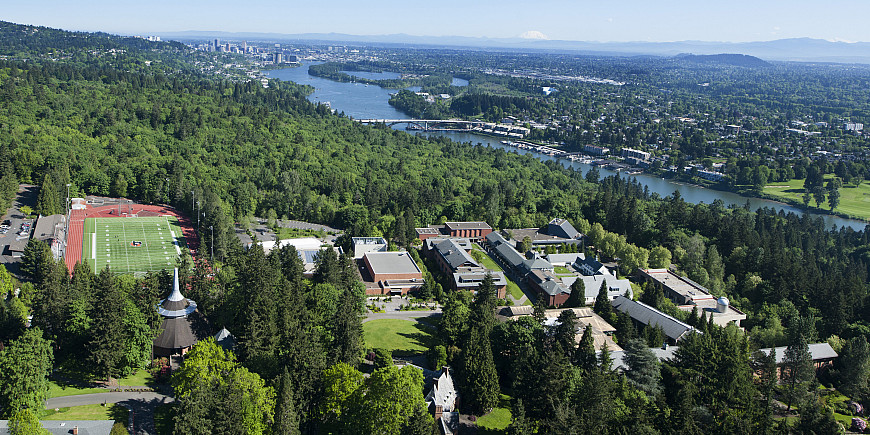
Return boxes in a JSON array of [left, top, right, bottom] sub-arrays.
[[165, 178, 169, 205], [197, 201, 201, 228], [65, 184, 70, 217], [209, 225, 214, 262]]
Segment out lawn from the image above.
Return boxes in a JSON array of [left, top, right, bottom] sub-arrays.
[[763, 177, 870, 220], [363, 319, 438, 356], [84, 216, 186, 275], [41, 403, 129, 426], [507, 280, 524, 300], [117, 370, 156, 387], [471, 247, 503, 272], [48, 381, 105, 398], [477, 394, 513, 434], [554, 266, 572, 274]]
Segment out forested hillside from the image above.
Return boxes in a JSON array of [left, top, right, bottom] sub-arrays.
[[1, 20, 869, 434]]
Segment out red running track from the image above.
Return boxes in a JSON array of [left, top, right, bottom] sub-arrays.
[[64, 204, 199, 273]]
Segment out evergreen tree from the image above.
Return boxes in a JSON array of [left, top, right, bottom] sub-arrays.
[[507, 399, 534, 435], [273, 368, 300, 435], [88, 268, 127, 380], [593, 280, 612, 318], [554, 309, 577, 361], [575, 326, 597, 372], [782, 335, 815, 412], [565, 278, 586, 308], [834, 336, 870, 399], [459, 326, 500, 414], [36, 173, 61, 216], [330, 289, 363, 366], [533, 296, 546, 322], [622, 338, 662, 396], [471, 273, 497, 333]]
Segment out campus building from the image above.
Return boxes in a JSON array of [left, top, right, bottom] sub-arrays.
[[362, 251, 424, 295]]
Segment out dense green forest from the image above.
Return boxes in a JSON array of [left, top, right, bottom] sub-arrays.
[[2, 20, 870, 433]]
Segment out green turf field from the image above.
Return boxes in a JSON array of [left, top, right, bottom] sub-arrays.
[[83, 216, 186, 275]]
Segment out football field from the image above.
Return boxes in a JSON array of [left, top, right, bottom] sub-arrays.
[[83, 216, 187, 275]]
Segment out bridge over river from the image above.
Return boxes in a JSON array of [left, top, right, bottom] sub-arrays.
[[356, 118, 485, 131]]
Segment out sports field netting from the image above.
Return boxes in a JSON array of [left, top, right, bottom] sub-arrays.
[[83, 216, 187, 275]]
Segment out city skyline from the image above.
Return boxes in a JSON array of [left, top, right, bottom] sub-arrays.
[[4, 0, 870, 43]]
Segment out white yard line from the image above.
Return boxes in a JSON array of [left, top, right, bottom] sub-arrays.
[[92, 232, 96, 260], [140, 221, 153, 272], [122, 220, 131, 273]]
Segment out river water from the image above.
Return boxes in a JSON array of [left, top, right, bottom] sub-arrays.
[[266, 64, 867, 231]]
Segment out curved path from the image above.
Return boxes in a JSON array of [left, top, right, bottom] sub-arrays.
[[46, 392, 174, 435]]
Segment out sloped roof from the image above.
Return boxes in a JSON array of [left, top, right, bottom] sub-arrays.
[[485, 231, 509, 246], [562, 274, 632, 301], [425, 368, 458, 413], [546, 218, 579, 239], [153, 316, 198, 350], [609, 346, 680, 371], [214, 327, 236, 351], [612, 296, 698, 342], [529, 270, 570, 296], [494, 243, 525, 268], [758, 343, 839, 364], [434, 239, 479, 270]]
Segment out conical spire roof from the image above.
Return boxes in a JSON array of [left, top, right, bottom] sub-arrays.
[[158, 268, 197, 317]]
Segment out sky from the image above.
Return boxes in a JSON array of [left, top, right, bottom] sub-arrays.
[[4, 0, 870, 43]]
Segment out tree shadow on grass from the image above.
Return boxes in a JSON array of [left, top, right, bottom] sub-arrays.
[[393, 321, 441, 356]]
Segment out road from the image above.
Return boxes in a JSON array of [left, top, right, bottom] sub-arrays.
[[46, 392, 174, 435], [363, 310, 442, 323]]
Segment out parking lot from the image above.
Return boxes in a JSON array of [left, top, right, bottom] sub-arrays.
[[0, 185, 37, 277]]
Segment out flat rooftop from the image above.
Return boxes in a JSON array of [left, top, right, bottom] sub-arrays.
[[364, 251, 422, 275], [415, 227, 440, 235], [352, 237, 387, 245], [640, 268, 714, 302]]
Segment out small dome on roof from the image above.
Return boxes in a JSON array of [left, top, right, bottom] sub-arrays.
[[717, 296, 729, 306]]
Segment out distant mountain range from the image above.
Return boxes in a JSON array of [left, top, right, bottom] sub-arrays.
[[154, 30, 870, 64]]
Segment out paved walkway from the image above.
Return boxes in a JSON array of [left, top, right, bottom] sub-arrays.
[[46, 392, 174, 435], [363, 310, 442, 323]]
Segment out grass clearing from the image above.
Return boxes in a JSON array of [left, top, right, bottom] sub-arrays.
[[764, 177, 870, 220], [84, 216, 186, 275], [41, 403, 129, 426], [554, 266, 572, 274], [117, 370, 156, 387], [507, 280, 524, 300], [48, 381, 105, 398], [477, 394, 513, 434], [471, 247, 503, 272], [363, 319, 438, 356]]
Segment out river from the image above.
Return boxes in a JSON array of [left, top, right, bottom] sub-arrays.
[[266, 64, 867, 231]]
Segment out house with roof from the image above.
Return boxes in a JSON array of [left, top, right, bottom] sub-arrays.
[[425, 367, 460, 435], [426, 238, 507, 298], [562, 274, 632, 306], [612, 296, 699, 344], [638, 269, 746, 327], [362, 251, 424, 295], [415, 221, 492, 242], [214, 327, 236, 352], [503, 218, 584, 250], [528, 269, 571, 306], [757, 343, 839, 374]]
